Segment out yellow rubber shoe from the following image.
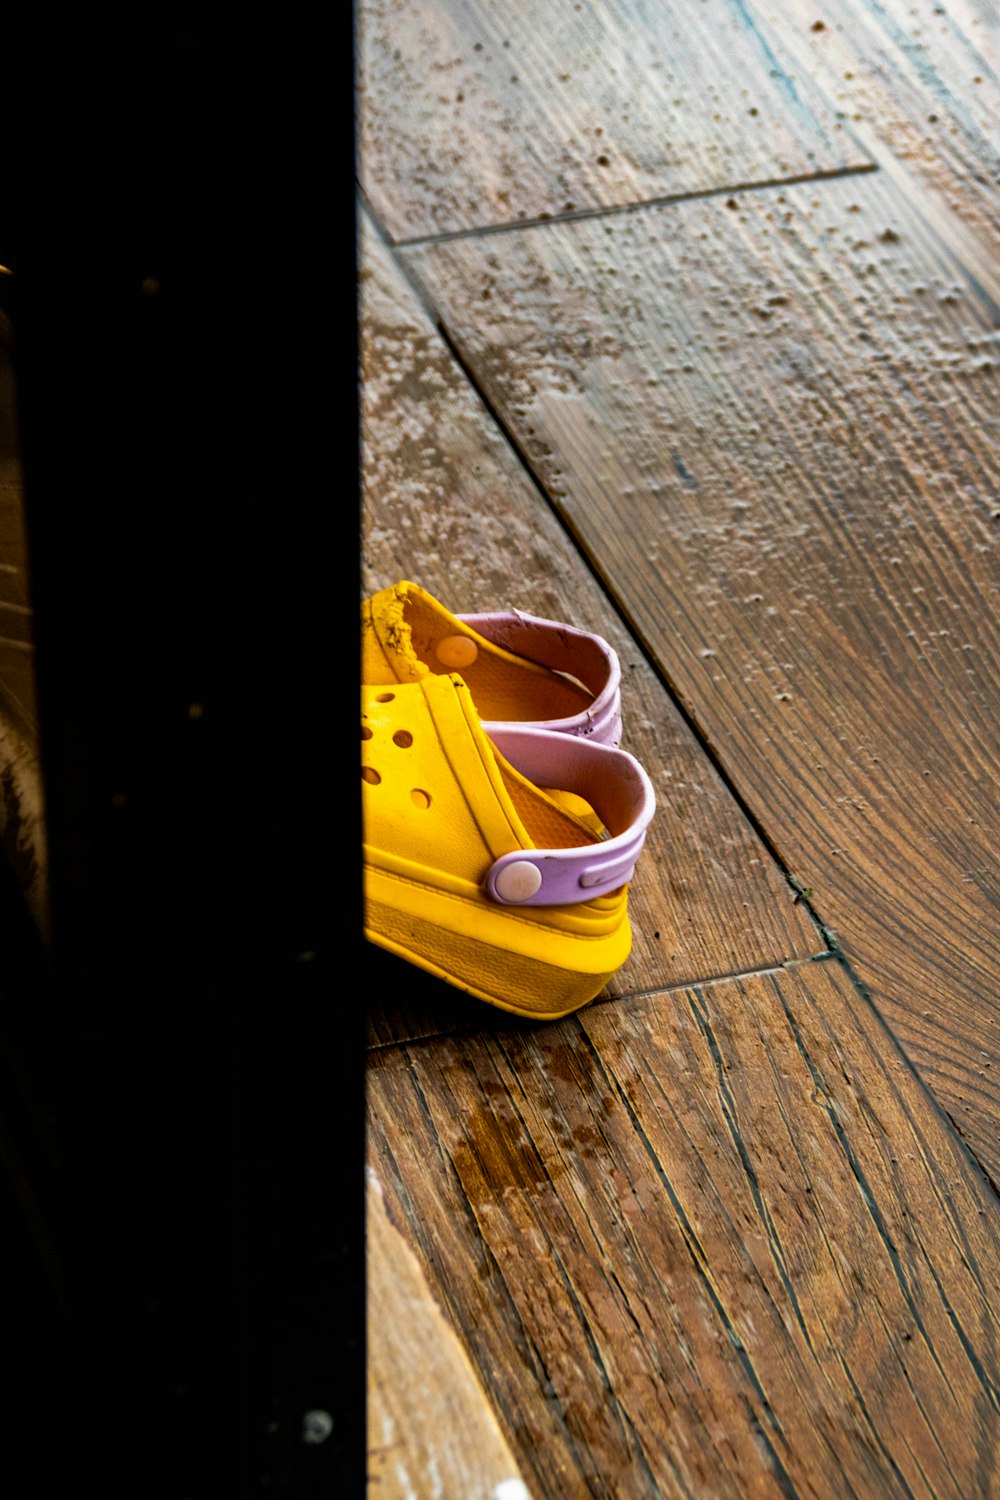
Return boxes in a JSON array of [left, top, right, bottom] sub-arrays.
[[362, 673, 655, 1019], [362, 580, 623, 744]]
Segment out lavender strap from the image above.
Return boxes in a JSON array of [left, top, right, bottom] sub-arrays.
[[483, 727, 656, 907], [458, 608, 622, 746]]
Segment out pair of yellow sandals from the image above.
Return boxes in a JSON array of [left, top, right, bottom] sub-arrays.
[[362, 582, 656, 1020]]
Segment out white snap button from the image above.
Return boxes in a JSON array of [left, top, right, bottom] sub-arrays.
[[494, 860, 542, 903], [435, 634, 479, 668]]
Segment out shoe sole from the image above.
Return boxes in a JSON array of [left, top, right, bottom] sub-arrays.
[[365, 864, 632, 1019]]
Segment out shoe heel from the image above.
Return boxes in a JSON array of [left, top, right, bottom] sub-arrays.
[[366, 898, 628, 1019]]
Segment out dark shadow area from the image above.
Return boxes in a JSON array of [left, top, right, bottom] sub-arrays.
[[365, 941, 601, 1050], [1, 17, 363, 1495]]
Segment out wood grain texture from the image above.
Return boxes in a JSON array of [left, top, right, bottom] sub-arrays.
[[368, 958, 1000, 1499], [398, 169, 1000, 1178], [750, 0, 1000, 245], [367, 1167, 530, 1499], [357, 0, 870, 242], [0, 316, 45, 932], [0, 319, 36, 726], [360, 210, 821, 1049]]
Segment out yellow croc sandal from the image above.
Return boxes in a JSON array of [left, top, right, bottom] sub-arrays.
[[362, 579, 623, 745], [362, 673, 655, 1020]]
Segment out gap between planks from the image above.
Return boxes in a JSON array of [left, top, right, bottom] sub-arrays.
[[370, 230, 851, 971], [367, 954, 1000, 1498], [368, 946, 1000, 1205], [383, 161, 881, 248], [366, 951, 838, 1054]]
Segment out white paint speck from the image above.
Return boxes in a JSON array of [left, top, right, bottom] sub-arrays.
[[494, 1481, 532, 1500]]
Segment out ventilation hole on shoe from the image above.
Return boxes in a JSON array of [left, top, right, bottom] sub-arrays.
[[410, 788, 431, 809], [375, 692, 395, 703], [393, 730, 413, 748], [362, 767, 381, 785], [361, 725, 373, 740]]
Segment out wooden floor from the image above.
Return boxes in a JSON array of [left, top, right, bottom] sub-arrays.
[[359, 3, 1000, 1494]]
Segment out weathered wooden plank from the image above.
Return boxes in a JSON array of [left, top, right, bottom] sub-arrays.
[[0, 489, 32, 615], [750, 0, 1000, 245], [360, 212, 820, 1048], [0, 337, 36, 715], [0, 310, 44, 931], [368, 958, 1000, 1499], [357, 0, 870, 242], [397, 169, 1000, 1177], [367, 1167, 530, 1499]]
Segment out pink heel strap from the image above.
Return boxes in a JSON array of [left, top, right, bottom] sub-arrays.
[[484, 727, 655, 907], [459, 608, 622, 746]]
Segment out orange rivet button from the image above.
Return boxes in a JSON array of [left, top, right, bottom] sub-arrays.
[[435, 635, 478, 668]]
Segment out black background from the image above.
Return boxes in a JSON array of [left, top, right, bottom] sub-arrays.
[[2, 15, 362, 1494]]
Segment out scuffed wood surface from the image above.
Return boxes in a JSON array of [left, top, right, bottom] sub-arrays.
[[751, 0, 1000, 245], [368, 958, 1000, 1500], [367, 1168, 530, 1499], [360, 210, 821, 1049], [357, 0, 870, 242], [398, 167, 1000, 1180]]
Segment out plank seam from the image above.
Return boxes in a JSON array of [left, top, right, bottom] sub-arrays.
[[416, 300, 840, 950], [798, 956, 1000, 1214], [366, 953, 835, 1054], [942, 1111, 1000, 1203], [383, 163, 879, 249], [610, 950, 839, 1005]]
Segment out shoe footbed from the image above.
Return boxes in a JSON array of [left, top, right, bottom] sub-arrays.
[[495, 761, 603, 851], [402, 590, 593, 725]]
